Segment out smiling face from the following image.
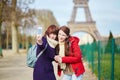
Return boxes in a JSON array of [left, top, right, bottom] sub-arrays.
[[48, 33, 57, 40], [58, 30, 68, 42], [45, 25, 58, 40]]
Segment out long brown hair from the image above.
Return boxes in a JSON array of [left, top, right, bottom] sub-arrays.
[[44, 24, 59, 40], [57, 26, 71, 56]]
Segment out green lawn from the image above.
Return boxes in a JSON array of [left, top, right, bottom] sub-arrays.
[[90, 53, 120, 80]]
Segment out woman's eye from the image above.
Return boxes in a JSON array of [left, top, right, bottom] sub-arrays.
[[58, 33, 61, 35]]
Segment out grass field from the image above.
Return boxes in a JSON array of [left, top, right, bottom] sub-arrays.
[[89, 53, 120, 80]]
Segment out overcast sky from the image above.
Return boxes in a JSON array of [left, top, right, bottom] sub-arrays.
[[29, 0, 120, 36]]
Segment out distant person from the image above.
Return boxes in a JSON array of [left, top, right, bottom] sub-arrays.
[[33, 25, 59, 80], [54, 26, 85, 80]]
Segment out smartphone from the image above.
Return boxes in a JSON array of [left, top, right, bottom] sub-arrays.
[[37, 27, 42, 35]]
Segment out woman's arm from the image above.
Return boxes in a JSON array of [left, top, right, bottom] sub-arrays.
[[36, 37, 47, 56]]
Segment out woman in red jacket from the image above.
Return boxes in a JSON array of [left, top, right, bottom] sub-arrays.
[[54, 26, 85, 80]]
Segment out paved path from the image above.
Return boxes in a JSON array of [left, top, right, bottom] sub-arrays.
[[82, 62, 98, 80], [0, 50, 97, 80], [0, 54, 33, 80]]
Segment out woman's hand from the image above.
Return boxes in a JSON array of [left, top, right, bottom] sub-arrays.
[[36, 34, 42, 45], [54, 55, 62, 63]]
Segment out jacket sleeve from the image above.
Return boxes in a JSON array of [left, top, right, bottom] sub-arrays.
[[36, 37, 47, 56], [62, 39, 82, 63]]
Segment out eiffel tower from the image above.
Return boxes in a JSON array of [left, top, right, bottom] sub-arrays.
[[67, 0, 101, 41]]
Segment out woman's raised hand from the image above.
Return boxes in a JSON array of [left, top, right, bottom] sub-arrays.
[[36, 34, 42, 45]]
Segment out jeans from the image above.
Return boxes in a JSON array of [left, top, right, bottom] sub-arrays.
[[62, 74, 83, 80]]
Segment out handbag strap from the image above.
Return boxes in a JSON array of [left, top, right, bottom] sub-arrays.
[[36, 44, 48, 59]]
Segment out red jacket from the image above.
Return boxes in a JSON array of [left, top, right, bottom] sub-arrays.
[[58, 36, 85, 77]]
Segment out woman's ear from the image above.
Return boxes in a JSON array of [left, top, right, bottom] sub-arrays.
[[67, 35, 70, 38], [67, 36, 69, 38]]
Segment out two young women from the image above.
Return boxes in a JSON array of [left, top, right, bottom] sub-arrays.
[[34, 25, 85, 80]]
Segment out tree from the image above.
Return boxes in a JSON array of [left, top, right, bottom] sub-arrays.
[[109, 31, 113, 40], [105, 31, 118, 53], [0, 0, 4, 57]]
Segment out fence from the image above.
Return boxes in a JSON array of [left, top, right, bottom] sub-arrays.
[[80, 38, 120, 80]]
